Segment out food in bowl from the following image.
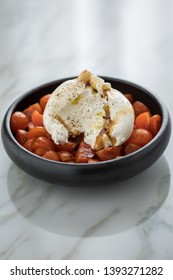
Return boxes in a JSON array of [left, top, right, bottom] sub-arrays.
[[10, 70, 162, 163]]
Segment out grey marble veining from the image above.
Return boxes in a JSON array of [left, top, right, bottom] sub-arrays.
[[0, 0, 173, 259]]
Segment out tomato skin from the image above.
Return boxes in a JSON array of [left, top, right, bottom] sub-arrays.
[[34, 148, 48, 156], [124, 143, 142, 155], [96, 146, 123, 161], [31, 110, 43, 126], [124, 93, 133, 104], [75, 142, 95, 163], [126, 128, 153, 146], [28, 127, 48, 139], [28, 121, 35, 129], [133, 101, 150, 116], [40, 94, 51, 111], [58, 151, 74, 162], [56, 141, 78, 152], [42, 150, 60, 161], [10, 111, 29, 131], [135, 111, 151, 130], [149, 114, 161, 136], [88, 158, 100, 163], [23, 138, 35, 152], [23, 103, 42, 120], [15, 129, 28, 145], [32, 136, 55, 151]]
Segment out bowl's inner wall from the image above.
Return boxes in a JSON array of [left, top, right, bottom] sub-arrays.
[[13, 78, 162, 117]]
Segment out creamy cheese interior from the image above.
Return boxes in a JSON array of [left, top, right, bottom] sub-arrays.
[[43, 70, 135, 150]]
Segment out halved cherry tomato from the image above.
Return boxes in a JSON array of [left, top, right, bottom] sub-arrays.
[[88, 158, 100, 163], [75, 142, 95, 163], [96, 145, 123, 161], [32, 136, 55, 151], [34, 148, 48, 156], [23, 103, 42, 120], [28, 121, 35, 129], [149, 114, 161, 136], [10, 111, 29, 131], [124, 143, 142, 155], [126, 128, 153, 146], [133, 101, 150, 116], [42, 150, 60, 161], [31, 110, 43, 126], [56, 141, 78, 152], [28, 127, 48, 139], [23, 138, 35, 152], [124, 93, 133, 104], [40, 94, 51, 111], [135, 111, 151, 130], [15, 129, 28, 145], [58, 151, 74, 162]]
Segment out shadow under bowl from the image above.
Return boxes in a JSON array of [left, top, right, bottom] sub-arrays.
[[1, 77, 171, 187]]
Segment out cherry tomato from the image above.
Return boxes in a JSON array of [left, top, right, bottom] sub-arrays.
[[124, 143, 142, 155], [149, 114, 161, 136], [75, 142, 95, 163], [28, 121, 35, 129], [34, 148, 48, 156], [42, 151, 60, 161], [96, 146, 123, 161], [88, 158, 100, 163], [40, 94, 51, 111], [124, 93, 133, 104], [28, 127, 48, 139], [135, 111, 151, 130], [23, 103, 42, 120], [56, 141, 78, 152], [10, 111, 29, 131], [126, 128, 153, 146], [32, 136, 55, 151], [15, 129, 28, 145], [31, 110, 43, 126], [58, 151, 74, 162], [133, 101, 150, 116], [23, 139, 35, 152]]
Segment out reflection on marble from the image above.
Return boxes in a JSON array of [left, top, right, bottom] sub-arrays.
[[7, 157, 170, 237]]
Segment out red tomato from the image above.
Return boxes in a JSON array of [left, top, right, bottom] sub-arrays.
[[23, 103, 42, 120], [28, 121, 35, 129], [23, 139, 35, 152], [75, 142, 95, 163], [124, 143, 142, 155], [56, 141, 78, 152], [58, 151, 74, 162], [133, 101, 150, 116], [88, 158, 100, 163], [15, 129, 28, 145], [126, 128, 153, 146], [96, 146, 123, 161], [124, 93, 133, 104], [40, 94, 51, 111], [149, 114, 161, 136], [42, 151, 60, 161], [31, 110, 43, 126], [34, 148, 48, 156], [28, 127, 48, 139], [10, 111, 29, 131], [32, 137, 55, 151], [135, 111, 151, 130]]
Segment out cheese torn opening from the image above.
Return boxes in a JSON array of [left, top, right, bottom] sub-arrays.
[[43, 70, 135, 150]]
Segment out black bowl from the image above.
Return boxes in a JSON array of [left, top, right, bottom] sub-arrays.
[[1, 77, 171, 186]]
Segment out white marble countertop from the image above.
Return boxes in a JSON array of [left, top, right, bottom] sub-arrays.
[[0, 0, 173, 259]]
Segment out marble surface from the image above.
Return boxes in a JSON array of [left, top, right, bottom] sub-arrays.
[[0, 0, 173, 259]]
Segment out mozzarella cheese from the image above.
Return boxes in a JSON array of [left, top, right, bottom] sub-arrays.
[[43, 70, 135, 150]]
